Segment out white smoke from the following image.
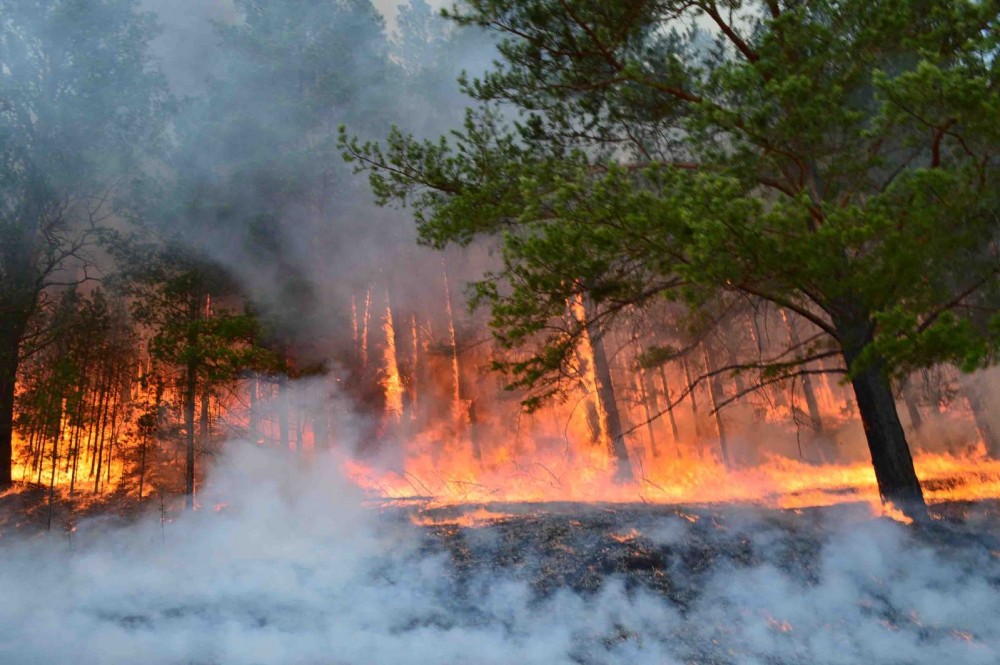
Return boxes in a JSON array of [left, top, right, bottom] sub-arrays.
[[1, 429, 997, 665]]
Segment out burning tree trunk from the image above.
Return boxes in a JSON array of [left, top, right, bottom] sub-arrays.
[[351, 293, 360, 364], [381, 289, 404, 425], [409, 314, 420, 419], [590, 330, 634, 481], [360, 288, 372, 371], [443, 262, 481, 463], [570, 295, 634, 481]]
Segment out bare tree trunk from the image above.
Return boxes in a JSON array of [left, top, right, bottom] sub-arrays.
[[636, 370, 660, 457], [781, 311, 824, 434], [443, 262, 481, 463], [681, 357, 703, 437], [657, 366, 682, 455], [701, 345, 732, 470]]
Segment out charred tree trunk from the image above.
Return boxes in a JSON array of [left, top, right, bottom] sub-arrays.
[[0, 351, 19, 488], [835, 310, 926, 519], [0, 291, 32, 488]]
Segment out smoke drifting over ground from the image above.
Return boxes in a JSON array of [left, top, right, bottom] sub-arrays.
[[2, 426, 998, 665]]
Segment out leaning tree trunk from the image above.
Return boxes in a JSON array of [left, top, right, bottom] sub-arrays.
[[836, 313, 926, 519]]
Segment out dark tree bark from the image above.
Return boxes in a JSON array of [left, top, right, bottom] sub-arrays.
[[0, 305, 31, 488], [836, 311, 926, 519]]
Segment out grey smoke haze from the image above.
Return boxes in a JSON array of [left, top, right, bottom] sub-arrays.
[[136, 0, 495, 353], [1, 393, 997, 664]]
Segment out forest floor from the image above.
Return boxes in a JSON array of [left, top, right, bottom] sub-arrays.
[[2, 482, 999, 664], [0, 481, 155, 540], [397, 498, 1000, 600]]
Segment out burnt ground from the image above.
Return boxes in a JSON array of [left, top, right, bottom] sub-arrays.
[[398, 500, 1000, 605], [3, 486, 1000, 664]]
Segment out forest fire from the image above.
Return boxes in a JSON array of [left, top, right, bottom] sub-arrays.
[[344, 438, 1000, 513], [9, 273, 1000, 524], [2, 1, 999, 663]]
